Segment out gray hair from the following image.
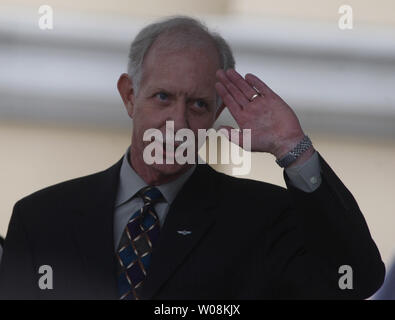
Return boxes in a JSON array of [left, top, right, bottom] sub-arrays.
[[127, 15, 235, 107]]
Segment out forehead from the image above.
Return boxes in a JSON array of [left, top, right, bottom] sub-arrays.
[[146, 31, 220, 65], [140, 39, 220, 93]]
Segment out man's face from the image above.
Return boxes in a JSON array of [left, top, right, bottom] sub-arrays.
[[129, 41, 221, 178]]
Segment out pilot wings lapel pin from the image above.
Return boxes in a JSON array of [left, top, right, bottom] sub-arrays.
[[177, 230, 192, 236]]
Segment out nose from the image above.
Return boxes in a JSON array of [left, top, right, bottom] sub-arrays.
[[168, 99, 189, 131]]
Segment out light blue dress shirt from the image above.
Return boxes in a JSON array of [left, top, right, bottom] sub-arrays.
[[113, 147, 196, 249]]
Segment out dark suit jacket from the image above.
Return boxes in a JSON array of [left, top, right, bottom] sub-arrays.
[[374, 257, 395, 300], [0, 152, 385, 299]]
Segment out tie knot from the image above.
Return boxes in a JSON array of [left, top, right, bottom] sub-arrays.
[[138, 186, 164, 205]]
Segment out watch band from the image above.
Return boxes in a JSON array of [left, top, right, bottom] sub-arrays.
[[275, 135, 312, 168]]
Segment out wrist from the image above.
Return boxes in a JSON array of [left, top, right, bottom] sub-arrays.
[[272, 133, 305, 159], [274, 134, 314, 168], [285, 145, 315, 168]]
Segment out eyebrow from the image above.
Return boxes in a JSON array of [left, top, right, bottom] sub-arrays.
[[150, 87, 213, 102]]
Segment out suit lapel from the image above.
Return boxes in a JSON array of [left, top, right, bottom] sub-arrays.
[[72, 158, 123, 299], [140, 164, 220, 299], [71, 158, 220, 300]]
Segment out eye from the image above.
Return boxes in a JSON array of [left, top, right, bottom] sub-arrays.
[[194, 99, 208, 109], [156, 92, 169, 101]]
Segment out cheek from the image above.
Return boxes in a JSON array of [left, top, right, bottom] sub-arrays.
[[134, 103, 166, 130], [132, 110, 160, 146]]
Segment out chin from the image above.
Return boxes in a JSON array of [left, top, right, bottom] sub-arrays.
[[150, 162, 191, 177]]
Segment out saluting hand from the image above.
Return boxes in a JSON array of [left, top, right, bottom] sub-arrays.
[[215, 68, 314, 164]]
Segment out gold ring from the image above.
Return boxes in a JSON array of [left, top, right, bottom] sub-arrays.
[[250, 93, 260, 101]]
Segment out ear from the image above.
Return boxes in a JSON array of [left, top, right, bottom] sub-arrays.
[[214, 101, 226, 121], [117, 73, 135, 118]]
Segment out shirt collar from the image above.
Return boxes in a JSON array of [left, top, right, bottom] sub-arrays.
[[115, 146, 196, 207]]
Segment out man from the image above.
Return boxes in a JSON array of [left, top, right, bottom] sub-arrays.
[[0, 16, 385, 300]]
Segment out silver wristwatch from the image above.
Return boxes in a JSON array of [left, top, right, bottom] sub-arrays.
[[275, 135, 312, 168]]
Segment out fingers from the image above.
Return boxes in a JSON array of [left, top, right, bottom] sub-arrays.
[[216, 69, 250, 108], [244, 73, 273, 96], [215, 82, 242, 120], [225, 69, 259, 101], [215, 68, 273, 119]]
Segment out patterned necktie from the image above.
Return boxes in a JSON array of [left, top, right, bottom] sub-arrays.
[[117, 186, 164, 300]]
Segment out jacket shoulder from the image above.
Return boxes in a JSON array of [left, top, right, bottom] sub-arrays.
[[13, 158, 122, 220], [16, 170, 104, 209]]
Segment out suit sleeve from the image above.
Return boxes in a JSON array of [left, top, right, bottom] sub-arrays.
[[0, 201, 38, 299], [265, 151, 385, 299]]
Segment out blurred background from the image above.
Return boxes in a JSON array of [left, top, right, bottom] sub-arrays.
[[0, 0, 394, 291]]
